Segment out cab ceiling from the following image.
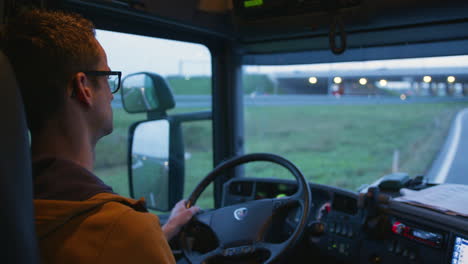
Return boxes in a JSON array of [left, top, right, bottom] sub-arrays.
[[56, 0, 468, 63]]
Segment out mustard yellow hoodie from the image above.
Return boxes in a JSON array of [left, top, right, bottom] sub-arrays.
[[34, 193, 176, 264]]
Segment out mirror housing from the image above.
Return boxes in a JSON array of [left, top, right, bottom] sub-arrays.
[[128, 119, 184, 211], [121, 72, 175, 113]]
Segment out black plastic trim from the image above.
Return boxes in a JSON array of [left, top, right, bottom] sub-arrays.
[[210, 41, 245, 208]]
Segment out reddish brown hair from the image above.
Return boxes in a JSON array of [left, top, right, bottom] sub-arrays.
[[2, 9, 100, 132]]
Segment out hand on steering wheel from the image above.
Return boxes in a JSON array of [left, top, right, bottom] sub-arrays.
[[180, 153, 312, 264]]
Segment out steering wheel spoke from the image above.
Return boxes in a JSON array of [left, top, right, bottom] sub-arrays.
[[192, 209, 214, 226], [184, 246, 223, 264], [256, 240, 291, 263], [273, 193, 302, 210]]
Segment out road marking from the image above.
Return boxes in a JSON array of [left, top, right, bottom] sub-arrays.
[[434, 108, 468, 183]]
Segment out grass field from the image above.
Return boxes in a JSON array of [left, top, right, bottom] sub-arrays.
[[243, 103, 468, 190], [95, 101, 468, 211]]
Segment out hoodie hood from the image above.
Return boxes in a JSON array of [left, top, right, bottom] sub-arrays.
[[33, 158, 115, 201], [34, 193, 148, 239], [31, 158, 173, 264], [31, 158, 147, 239]]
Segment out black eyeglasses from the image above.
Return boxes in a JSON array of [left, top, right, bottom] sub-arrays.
[[84, 71, 122, 94]]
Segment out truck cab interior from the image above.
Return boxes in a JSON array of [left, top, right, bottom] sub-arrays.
[[2, 0, 468, 263]]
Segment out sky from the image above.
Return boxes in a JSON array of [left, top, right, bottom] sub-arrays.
[[96, 29, 212, 77], [96, 29, 468, 77]]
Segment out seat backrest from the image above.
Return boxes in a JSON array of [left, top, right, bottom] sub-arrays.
[[0, 50, 39, 264]]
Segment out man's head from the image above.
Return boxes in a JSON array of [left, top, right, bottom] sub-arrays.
[[2, 9, 114, 138]]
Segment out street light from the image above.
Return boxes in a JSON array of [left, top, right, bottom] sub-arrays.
[[359, 78, 368, 85], [447, 76, 456, 83], [379, 79, 388, 87], [334, 77, 342, 84], [423, 76, 432, 83], [309, 77, 318, 84]]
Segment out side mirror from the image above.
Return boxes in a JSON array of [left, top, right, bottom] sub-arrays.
[[121, 72, 175, 113], [129, 119, 184, 211]]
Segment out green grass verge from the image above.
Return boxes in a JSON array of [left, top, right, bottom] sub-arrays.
[[167, 76, 211, 95], [243, 102, 468, 190]]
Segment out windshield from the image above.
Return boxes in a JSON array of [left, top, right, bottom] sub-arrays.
[[243, 56, 468, 191]]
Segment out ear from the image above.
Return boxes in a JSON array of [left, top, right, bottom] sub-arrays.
[[71, 72, 94, 107]]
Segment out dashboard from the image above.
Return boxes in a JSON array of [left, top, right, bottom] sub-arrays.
[[221, 178, 468, 264]]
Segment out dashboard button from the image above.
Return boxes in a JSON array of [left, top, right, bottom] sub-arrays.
[[395, 242, 402, 254], [339, 243, 345, 254], [329, 240, 337, 251], [369, 255, 382, 264], [241, 246, 252, 254], [223, 248, 235, 256], [336, 223, 342, 234], [387, 241, 395, 252], [341, 225, 348, 236], [310, 222, 325, 236]]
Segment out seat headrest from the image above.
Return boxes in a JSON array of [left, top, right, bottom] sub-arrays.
[[0, 51, 39, 264]]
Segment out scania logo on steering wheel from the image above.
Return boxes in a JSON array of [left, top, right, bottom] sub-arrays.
[[234, 207, 248, 221]]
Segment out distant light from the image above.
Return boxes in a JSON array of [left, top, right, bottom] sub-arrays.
[[359, 78, 368, 85], [379, 79, 388, 87], [423, 76, 432, 83], [164, 161, 169, 167], [333, 77, 342, 84], [447, 76, 456, 83], [400, 94, 407, 100], [308, 77, 318, 84]]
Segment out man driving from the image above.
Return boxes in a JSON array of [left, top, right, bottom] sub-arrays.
[[2, 8, 199, 263]]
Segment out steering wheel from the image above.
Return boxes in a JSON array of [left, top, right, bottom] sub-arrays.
[[180, 153, 312, 264]]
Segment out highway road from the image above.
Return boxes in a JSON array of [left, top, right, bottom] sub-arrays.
[[427, 108, 468, 185], [112, 94, 468, 109]]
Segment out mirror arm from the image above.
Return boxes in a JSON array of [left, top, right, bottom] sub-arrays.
[[171, 111, 212, 123], [147, 111, 168, 120], [147, 110, 211, 122]]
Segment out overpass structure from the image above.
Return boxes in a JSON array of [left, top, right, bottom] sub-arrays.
[[272, 67, 468, 96]]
